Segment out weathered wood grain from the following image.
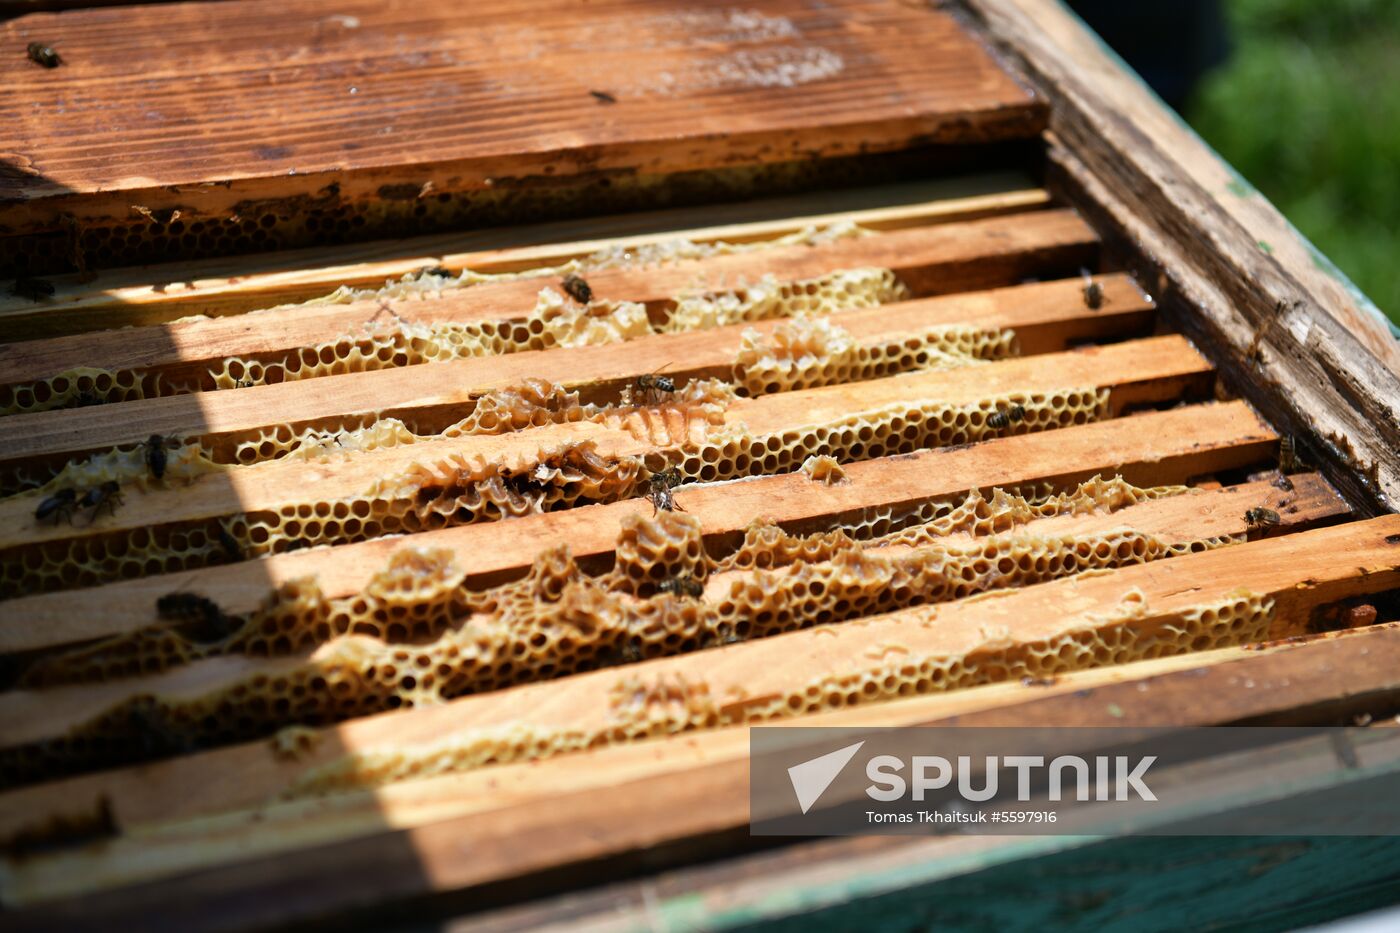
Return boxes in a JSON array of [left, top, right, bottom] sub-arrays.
[[958, 0, 1400, 509], [0, 0, 1043, 233]]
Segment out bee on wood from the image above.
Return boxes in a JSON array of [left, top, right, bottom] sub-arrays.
[[10, 276, 55, 301], [156, 592, 239, 643], [647, 468, 684, 514], [417, 265, 452, 279], [35, 488, 76, 525], [632, 367, 677, 406], [1278, 434, 1306, 474], [589, 89, 617, 104], [213, 523, 243, 562], [657, 574, 704, 598], [79, 480, 123, 520], [1080, 269, 1104, 310], [987, 404, 1026, 430], [561, 273, 593, 305], [1244, 507, 1281, 529], [143, 434, 179, 481], [26, 42, 62, 69], [3, 796, 117, 859]]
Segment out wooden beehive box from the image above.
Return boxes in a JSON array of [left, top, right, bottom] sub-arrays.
[[1, 0, 1398, 928]]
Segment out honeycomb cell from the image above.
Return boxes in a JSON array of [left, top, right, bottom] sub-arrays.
[[733, 317, 1014, 396], [7, 490, 1251, 784]]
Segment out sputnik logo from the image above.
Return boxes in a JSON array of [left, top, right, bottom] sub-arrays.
[[787, 741, 865, 814]]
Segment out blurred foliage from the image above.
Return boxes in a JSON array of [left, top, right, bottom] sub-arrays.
[[1188, 0, 1400, 323]]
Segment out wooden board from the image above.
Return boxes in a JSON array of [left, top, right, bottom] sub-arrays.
[[6, 616, 1400, 926], [958, 0, 1400, 509], [0, 0, 1043, 234]]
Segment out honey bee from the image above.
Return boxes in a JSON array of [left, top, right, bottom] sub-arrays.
[[589, 90, 617, 104], [987, 404, 1026, 430], [647, 469, 684, 514], [26, 42, 62, 69], [10, 276, 55, 301], [213, 523, 243, 562], [657, 574, 704, 598], [1080, 269, 1104, 310], [156, 592, 238, 643], [1244, 507, 1281, 529], [632, 367, 677, 406], [561, 273, 593, 304], [35, 488, 76, 525], [143, 434, 179, 481], [3, 796, 117, 859], [417, 265, 452, 279], [79, 480, 123, 520]]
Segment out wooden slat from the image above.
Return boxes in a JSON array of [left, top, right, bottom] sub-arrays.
[[0, 464, 1338, 656], [0, 0, 1043, 232], [0, 209, 1097, 394], [959, 0, 1400, 508], [2, 624, 1388, 909], [0, 174, 1050, 339], [0, 336, 1214, 555], [0, 493, 1377, 787], [5, 574, 1394, 913], [0, 271, 1147, 472]]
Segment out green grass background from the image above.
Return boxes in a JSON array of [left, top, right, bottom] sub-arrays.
[[1186, 0, 1400, 323]]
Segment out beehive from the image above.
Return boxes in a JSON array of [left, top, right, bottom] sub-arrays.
[[0, 0, 1397, 928]]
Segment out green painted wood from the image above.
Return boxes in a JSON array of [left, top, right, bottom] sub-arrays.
[[747, 835, 1400, 933]]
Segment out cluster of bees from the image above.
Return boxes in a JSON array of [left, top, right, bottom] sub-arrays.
[[32, 434, 176, 526]]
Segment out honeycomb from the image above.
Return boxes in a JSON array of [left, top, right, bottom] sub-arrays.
[[18, 475, 1188, 688], [0, 438, 648, 599], [303, 221, 870, 307], [0, 240, 892, 419], [732, 316, 1012, 396], [800, 455, 849, 485], [283, 589, 1274, 797], [5, 485, 1245, 781], [656, 386, 1110, 486], [662, 268, 907, 333], [3, 375, 1105, 598]]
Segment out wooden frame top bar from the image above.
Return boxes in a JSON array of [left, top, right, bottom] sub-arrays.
[[0, 0, 1043, 230]]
